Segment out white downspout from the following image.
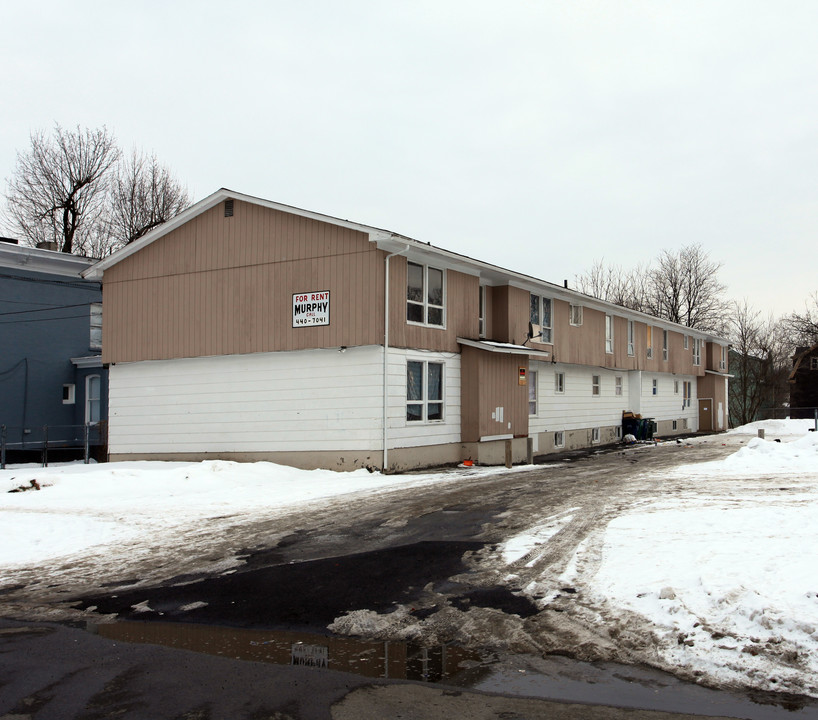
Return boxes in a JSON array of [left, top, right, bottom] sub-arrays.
[[383, 245, 410, 473]]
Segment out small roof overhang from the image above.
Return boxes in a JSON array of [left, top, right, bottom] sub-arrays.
[[704, 369, 734, 378], [458, 338, 550, 360], [71, 355, 103, 369]]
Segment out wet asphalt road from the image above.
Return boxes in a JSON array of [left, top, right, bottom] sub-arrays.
[[4, 438, 816, 718]]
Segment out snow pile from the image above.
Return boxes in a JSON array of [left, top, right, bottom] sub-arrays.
[[726, 418, 817, 437], [575, 424, 818, 698], [0, 459, 531, 569]]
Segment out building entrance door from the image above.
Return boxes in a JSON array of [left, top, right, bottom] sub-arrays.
[[698, 398, 713, 432]]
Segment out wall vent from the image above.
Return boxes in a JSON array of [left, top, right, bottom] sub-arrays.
[[224, 199, 234, 217]]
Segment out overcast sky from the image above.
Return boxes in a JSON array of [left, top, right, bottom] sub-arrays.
[[2, 1, 816, 318]]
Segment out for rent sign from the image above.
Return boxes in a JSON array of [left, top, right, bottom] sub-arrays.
[[292, 291, 330, 327]]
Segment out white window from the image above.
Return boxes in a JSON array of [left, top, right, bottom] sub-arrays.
[[652, 379, 658, 395], [592, 427, 600, 444], [63, 384, 75, 405], [615, 376, 623, 396], [720, 345, 727, 371], [406, 360, 444, 422], [683, 381, 692, 407], [86, 374, 101, 424], [693, 338, 702, 366], [684, 335, 689, 350], [555, 372, 565, 394], [592, 375, 600, 396], [627, 320, 634, 356], [646, 325, 653, 359], [478, 285, 486, 339], [674, 380, 680, 394], [570, 304, 583, 326], [528, 370, 537, 416], [554, 430, 565, 448], [90, 302, 102, 350], [407, 262, 444, 327], [529, 294, 552, 343], [605, 315, 614, 354], [662, 330, 668, 361]]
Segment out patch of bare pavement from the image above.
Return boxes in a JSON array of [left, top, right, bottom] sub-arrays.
[[3, 436, 818, 718]]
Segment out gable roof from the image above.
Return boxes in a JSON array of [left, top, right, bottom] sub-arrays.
[[82, 187, 728, 343]]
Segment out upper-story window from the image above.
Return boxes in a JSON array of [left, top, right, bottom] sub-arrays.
[[605, 315, 614, 354], [720, 345, 727, 370], [530, 294, 552, 343], [646, 325, 653, 359], [662, 330, 669, 362], [90, 302, 102, 350], [407, 262, 444, 327], [693, 338, 702, 366], [811, 357, 818, 370], [570, 304, 583, 326], [627, 320, 634, 356]]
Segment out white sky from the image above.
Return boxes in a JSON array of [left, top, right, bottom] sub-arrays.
[[2, 1, 816, 318]]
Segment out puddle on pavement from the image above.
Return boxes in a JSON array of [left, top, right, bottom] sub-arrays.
[[476, 654, 818, 720], [88, 621, 818, 718], [88, 620, 491, 684]]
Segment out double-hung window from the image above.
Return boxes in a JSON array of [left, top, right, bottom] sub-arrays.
[[662, 330, 668, 362], [528, 370, 538, 416], [406, 360, 444, 422], [570, 304, 583, 326], [693, 338, 702, 366], [90, 303, 102, 350], [646, 326, 654, 359], [592, 375, 600, 396], [407, 262, 444, 326], [555, 371, 565, 394], [529, 294, 552, 343], [683, 381, 692, 407], [615, 376, 623, 396], [605, 315, 614, 354], [720, 345, 727, 370], [86, 375, 101, 424], [627, 320, 634, 356]]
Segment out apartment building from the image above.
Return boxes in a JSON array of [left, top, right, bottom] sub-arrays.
[[85, 189, 729, 471]]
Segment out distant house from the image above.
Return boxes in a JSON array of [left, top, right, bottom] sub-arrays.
[[0, 239, 108, 460], [789, 345, 818, 419], [84, 189, 730, 471]]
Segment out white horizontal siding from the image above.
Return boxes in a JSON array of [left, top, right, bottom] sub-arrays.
[[109, 346, 386, 454], [386, 348, 461, 449], [529, 363, 698, 433]]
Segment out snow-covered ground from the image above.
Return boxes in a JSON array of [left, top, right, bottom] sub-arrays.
[[2, 419, 817, 700], [502, 419, 818, 698]]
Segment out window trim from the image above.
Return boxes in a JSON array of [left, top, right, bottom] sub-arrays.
[[478, 285, 486, 339], [63, 384, 76, 405], [693, 338, 702, 366], [615, 376, 623, 396], [554, 430, 565, 448], [570, 304, 583, 326], [662, 330, 668, 362], [592, 374, 600, 396], [591, 427, 600, 444], [555, 371, 565, 394], [407, 262, 446, 328], [627, 320, 634, 356], [652, 378, 658, 395], [646, 325, 653, 359], [90, 302, 102, 351], [406, 360, 445, 423], [529, 293, 552, 344], [528, 370, 538, 416], [720, 345, 727, 371], [85, 374, 101, 425], [605, 314, 614, 354]]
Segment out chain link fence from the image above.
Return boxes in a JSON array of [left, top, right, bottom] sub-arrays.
[[0, 422, 107, 468]]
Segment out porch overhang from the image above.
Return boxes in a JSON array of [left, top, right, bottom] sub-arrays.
[[457, 338, 550, 360]]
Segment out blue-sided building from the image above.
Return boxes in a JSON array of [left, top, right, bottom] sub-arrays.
[[0, 238, 108, 462]]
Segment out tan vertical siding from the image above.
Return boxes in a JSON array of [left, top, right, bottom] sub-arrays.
[[103, 200, 385, 363], [386, 256, 478, 353]]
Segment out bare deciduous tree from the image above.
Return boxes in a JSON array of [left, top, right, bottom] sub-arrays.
[[108, 149, 190, 248], [728, 300, 789, 426], [784, 292, 818, 346], [4, 125, 120, 254], [3, 125, 190, 258], [575, 244, 727, 332]]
